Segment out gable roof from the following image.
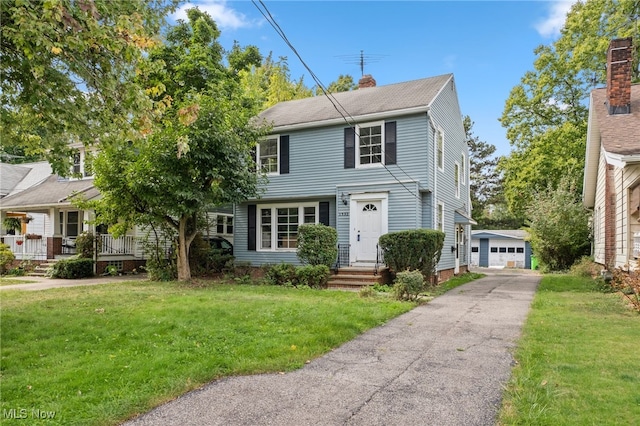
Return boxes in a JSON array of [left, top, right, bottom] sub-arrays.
[[0, 175, 100, 211], [583, 84, 640, 207], [0, 161, 52, 198], [257, 74, 454, 131]]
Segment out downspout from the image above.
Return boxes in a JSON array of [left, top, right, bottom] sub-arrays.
[[428, 113, 437, 229]]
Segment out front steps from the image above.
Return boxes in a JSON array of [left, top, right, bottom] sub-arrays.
[[328, 266, 390, 290], [28, 259, 59, 277]]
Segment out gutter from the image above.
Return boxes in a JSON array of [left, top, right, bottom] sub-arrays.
[[269, 105, 431, 133]]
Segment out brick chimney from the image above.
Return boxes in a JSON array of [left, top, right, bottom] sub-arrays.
[[358, 74, 376, 88], [606, 37, 632, 115]]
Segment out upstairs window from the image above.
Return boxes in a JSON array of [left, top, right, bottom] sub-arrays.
[[358, 123, 383, 166], [72, 153, 81, 175], [454, 162, 460, 198], [437, 202, 444, 231], [437, 129, 444, 170], [258, 137, 278, 174], [460, 153, 465, 184]]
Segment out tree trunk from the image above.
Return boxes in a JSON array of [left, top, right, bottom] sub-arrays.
[[176, 215, 195, 281]]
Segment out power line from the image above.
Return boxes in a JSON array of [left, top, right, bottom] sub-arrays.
[[251, 0, 424, 200]]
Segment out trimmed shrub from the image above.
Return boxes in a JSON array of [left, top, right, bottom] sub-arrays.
[[264, 263, 297, 286], [392, 269, 425, 301], [296, 264, 330, 288], [297, 224, 338, 267], [51, 258, 94, 279], [0, 243, 16, 275], [379, 229, 445, 282]]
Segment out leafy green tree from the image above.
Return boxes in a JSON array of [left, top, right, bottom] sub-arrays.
[[526, 178, 591, 271], [0, 0, 178, 174], [239, 53, 313, 109], [88, 9, 268, 281], [465, 116, 501, 216], [499, 0, 639, 217], [322, 74, 357, 94]]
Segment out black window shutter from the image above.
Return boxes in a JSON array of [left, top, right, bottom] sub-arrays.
[[344, 127, 355, 169], [280, 135, 289, 174], [319, 202, 330, 226], [385, 121, 397, 165], [247, 204, 256, 251]]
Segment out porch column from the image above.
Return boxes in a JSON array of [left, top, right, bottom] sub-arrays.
[[49, 207, 62, 237]]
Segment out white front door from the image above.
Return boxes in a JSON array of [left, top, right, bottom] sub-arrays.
[[455, 225, 464, 274], [356, 200, 382, 262]]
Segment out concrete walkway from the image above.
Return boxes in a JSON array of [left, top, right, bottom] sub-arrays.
[[123, 271, 540, 426], [0, 273, 148, 291]]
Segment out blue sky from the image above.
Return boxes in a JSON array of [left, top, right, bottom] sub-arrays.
[[172, 1, 576, 157]]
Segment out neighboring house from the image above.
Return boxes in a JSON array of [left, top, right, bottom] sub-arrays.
[[0, 146, 232, 271], [470, 230, 532, 269], [234, 73, 474, 281], [583, 38, 640, 271]]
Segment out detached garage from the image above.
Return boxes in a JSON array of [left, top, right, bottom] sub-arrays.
[[471, 230, 532, 269]]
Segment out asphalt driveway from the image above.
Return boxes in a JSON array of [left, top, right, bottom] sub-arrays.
[[123, 271, 540, 426]]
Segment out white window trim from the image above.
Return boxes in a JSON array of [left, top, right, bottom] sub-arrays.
[[460, 152, 466, 186], [454, 161, 460, 199], [257, 202, 319, 252], [437, 128, 444, 171], [436, 202, 444, 232], [356, 121, 385, 169], [258, 135, 280, 176]]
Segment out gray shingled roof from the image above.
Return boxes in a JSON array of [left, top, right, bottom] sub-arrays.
[[0, 163, 30, 197], [471, 230, 528, 240], [258, 74, 453, 129], [592, 84, 640, 156], [0, 175, 100, 210]]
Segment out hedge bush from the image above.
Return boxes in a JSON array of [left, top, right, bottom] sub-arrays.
[[392, 270, 425, 301], [0, 243, 16, 274], [379, 229, 445, 282], [50, 257, 94, 279], [296, 264, 330, 288], [297, 224, 338, 267], [264, 263, 297, 286], [75, 231, 97, 259]]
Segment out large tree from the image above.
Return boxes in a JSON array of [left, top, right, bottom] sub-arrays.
[[499, 0, 639, 217], [90, 8, 267, 281], [465, 116, 501, 216], [0, 0, 178, 173]]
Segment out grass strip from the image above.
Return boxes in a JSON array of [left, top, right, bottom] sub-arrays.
[[1, 280, 414, 425], [499, 274, 640, 425]]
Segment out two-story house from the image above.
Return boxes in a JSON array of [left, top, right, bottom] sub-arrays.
[[583, 37, 640, 271], [234, 73, 474, 281]]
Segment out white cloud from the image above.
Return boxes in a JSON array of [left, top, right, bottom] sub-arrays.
[[172, 1, 255, 30], [534, 1, 577, 38]]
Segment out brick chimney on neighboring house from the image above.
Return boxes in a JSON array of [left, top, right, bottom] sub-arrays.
[[606, 37, 632, 115], [358, 74, 376, 88]]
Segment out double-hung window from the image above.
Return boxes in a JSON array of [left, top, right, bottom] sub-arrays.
[[258, 136, 279, 174], [437, 129, 444, 170], [454, 162, 460, 198], [259, 203, 318, 250], [437, 202, 444, 231], [358, 122, 383, 167]]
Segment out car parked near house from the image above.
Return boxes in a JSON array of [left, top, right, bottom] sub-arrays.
[[205, 236, 233, 256]]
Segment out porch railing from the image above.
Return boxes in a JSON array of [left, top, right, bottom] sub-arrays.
[[335, 243, 350, 272], [375, 244, 385, 276], [1, 235, 47, 260]]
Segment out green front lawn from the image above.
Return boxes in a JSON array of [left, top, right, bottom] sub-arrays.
[[0, 280, 414, 425], [499, 274, 640, 425]]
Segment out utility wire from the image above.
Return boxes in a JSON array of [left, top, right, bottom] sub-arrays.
[[252, 0, 423, 200]]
